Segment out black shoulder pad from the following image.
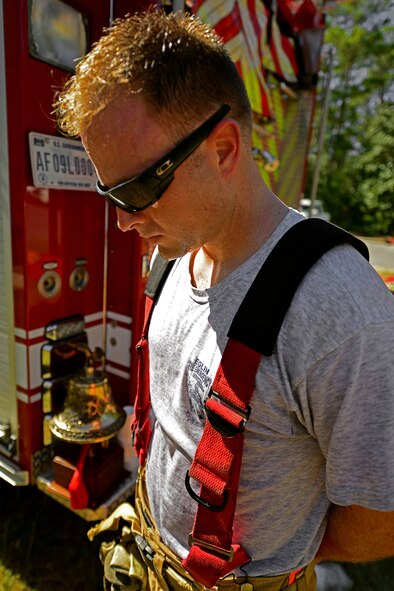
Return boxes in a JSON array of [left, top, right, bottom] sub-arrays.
[[144, 254, 175, 301], [228, 218, 369, 356]]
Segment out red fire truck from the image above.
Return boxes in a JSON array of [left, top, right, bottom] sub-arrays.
[[0, 0, 326, 519]]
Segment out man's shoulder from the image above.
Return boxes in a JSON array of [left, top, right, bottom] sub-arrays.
[[278, 241, 394, 365], [304, 242, 392, 321]]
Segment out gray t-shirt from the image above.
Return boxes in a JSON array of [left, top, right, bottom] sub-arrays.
[[146, 209, 394, 577]]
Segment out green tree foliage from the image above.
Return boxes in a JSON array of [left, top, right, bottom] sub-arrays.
[[306, 0, 394, 236], [346, 103, 394, 235]]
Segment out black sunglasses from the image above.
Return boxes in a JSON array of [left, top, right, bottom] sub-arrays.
[[96, 104, 231, 213]]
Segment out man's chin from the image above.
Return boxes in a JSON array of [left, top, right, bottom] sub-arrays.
[[158, 243, 190, 261]]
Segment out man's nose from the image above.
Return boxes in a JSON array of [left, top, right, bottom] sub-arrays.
[[116, 208, 144, 232]]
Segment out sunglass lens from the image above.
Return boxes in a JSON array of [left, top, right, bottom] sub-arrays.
[[108, 182, 155, 212]]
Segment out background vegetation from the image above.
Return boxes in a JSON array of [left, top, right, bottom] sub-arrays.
[[305, 0, 394, 236], [0, 480, 102, 591]]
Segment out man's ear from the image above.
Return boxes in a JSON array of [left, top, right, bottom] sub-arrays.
[[207, 119, 242, 176]]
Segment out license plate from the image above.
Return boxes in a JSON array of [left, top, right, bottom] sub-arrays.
[[28, 132, 97, 191]]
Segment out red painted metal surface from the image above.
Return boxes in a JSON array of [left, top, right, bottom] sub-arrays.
[[2, 0, 154, 479]]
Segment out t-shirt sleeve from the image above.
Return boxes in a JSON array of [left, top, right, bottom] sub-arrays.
[[302, 321, 394, 510]]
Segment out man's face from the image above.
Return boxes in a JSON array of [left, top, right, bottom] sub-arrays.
[[81, 95, 229, 260]]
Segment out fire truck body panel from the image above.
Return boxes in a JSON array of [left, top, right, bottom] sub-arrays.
[[0, 0, 152, 489]]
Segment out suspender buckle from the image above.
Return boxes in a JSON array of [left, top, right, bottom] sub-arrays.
[[205, 389, 251, 438], [188, 533, 234, 561]]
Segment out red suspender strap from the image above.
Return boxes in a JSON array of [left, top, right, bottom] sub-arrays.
[[132, 296, 155, 466], [182, 338, 261, 588], [133, 256, 175, 465]]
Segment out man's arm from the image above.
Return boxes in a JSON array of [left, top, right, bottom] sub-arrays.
[[316, 504, 394, 563]]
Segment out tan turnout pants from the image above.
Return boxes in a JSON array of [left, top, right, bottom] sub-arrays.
[[89, 467, 317, 591]]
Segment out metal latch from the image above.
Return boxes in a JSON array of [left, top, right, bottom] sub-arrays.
[[0, 423, 17, 456]]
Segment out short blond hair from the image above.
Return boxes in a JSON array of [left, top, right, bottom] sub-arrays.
[[55, 9, 252, 140]]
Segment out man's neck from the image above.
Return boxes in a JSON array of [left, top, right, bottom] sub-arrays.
[[190, 191, 289, 289]]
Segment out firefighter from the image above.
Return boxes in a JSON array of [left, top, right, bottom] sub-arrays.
[[55, 9, 394, 591]]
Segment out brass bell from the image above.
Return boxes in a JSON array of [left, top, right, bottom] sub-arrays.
[[49, 349, 126, 444]]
